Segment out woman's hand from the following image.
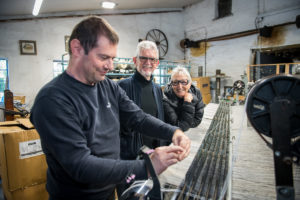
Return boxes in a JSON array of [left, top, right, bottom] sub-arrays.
[[184, 93, 193, 103]]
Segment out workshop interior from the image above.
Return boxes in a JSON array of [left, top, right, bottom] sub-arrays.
[[0, 0, 300, 199]]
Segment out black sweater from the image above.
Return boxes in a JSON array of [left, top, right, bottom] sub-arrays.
[[163, 84, 205, 132], [30, 72, 176, 200], [118, 71, 166, 159]]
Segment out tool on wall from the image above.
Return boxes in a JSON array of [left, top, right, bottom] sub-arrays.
[[145, 29, 168, 59], [246, 75, 300, 200]]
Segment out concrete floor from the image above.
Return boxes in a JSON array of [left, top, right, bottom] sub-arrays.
[[231, 106, 300, 200]]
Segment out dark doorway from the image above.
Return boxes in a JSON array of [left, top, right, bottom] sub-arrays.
[[254, 45, 300, 64], [250, 45, 300, 81]]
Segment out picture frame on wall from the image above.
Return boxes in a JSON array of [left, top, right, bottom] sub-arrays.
[[19, 40, 37, 55]]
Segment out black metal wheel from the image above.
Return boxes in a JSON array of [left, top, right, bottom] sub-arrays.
[[246, 75, 300, 138], [233, 80, 245, 94], [233, 80, 245, 91], [145, 29, 168, 59]]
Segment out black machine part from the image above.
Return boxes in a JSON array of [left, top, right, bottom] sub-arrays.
[[233, 80, 245, 95], [179, 38, 199, 48], [246, 74, 300, 200], [0, 107, 29, 118], [120, 146, 162, 200], [246, 75, 300, 138]]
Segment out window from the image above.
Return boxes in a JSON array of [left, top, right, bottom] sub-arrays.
[[53, 60, 68, 77], [0, 58, 9, 104], [217, 0, 232, 18], [53, 54, 69, 77]]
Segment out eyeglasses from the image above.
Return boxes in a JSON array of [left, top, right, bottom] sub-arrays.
[[138, 56, 158, 64], [171, 80, 189, 86]]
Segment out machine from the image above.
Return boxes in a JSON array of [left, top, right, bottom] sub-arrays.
[[246, 74, 300, 200]]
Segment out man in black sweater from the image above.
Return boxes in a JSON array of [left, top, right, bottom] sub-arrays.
[[118, 41, 165, 161], [117, 41, 168, 197], [30, 16, 190, 200]]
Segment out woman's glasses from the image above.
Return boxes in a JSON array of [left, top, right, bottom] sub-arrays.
[[171, 80, 189, 86]]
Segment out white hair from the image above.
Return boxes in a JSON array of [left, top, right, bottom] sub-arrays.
[[135, 40, 159, 59], [171, 66, 192, 82]]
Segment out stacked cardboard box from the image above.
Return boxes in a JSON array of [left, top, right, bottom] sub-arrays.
[[0, 119, 48, 200], [192, 77, 211, 104]]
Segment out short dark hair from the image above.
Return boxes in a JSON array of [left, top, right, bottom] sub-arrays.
[[68, 16, 119, 55]]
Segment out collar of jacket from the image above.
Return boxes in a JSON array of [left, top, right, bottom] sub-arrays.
[[163, 84, 181, 106], [133, 70, 153, 86]]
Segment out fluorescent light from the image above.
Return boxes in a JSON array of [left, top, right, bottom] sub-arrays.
[[101, 1, 116, 9], [32, 0, 44, 16]]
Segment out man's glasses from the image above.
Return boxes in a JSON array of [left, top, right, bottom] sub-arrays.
[[171, 80, 189, 86], [138, 56, 158, 64]]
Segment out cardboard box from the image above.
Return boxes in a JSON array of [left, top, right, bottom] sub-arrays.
[[202, 93, 212, 105], [5, 182, 48, 200], [192, 77, 211, 95], [13, 96, 25, 104], [0, 119, 48, 200]]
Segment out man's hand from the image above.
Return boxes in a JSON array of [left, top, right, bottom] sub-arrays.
[[150, 146, 184, 175], [172, 129, 191, 160]]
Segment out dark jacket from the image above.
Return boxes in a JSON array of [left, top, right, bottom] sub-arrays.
[[30, 72, 176, 200], [118, 71, 165, 160], [163, 84, 205, 132]]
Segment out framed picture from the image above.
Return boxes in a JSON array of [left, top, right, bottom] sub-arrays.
[[19, 40, 37, 55]]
